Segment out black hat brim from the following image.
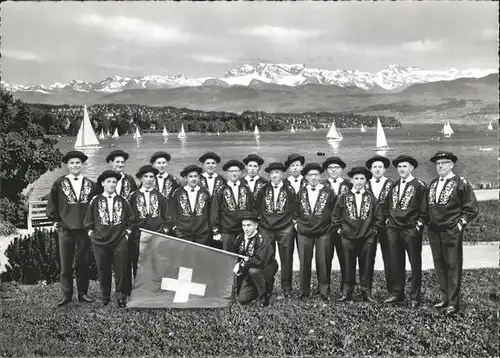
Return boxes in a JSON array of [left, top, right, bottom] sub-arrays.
[[285, 155, 305, 168], [347, 169, 373, 180], [98, 172, 122, 184], [150, 152, 171, 164], [199, 153, 221, 164], [366, 156, 390, 169], [430, 154, 457, 163], [392, 157, 418, 169], [180, 167, 203, 177], [62, 151, 88, 164], [243, 156, 264, 166], [136, 167, 160, 179], [106, 151, 129, 163]]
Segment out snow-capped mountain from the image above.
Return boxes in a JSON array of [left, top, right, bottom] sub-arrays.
[[2, 64, 497, 94]]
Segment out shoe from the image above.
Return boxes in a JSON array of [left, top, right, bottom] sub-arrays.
[[361, 294, 376, 303], [444, 306, 458, 316], [320, 295, 331, 303], [297, 293, 309, 300], [102, 299, 111, 306], [117, 299, 127, 308], [410, 300, 421, 308], [312, 287, 320, 296], [57, 297, 72, 307], [384, 296, 403, 304], [78, 294, 95, 303], [258, 296, 270, 308], [433, 301, 447, 309], [336, 295, 351, 302], [283, 291, 292, 298]]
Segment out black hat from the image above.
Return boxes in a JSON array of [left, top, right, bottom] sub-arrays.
[[136, 165, 159, 179], [322, 156, 346, 170], [199, 152, 221, 164], [150, 151, 171, 164], [97, 170, 121, 185], [106, 149, 129, 163], [264, 162, 286, 173], [238, 210, 259, 222], [243, 154, 264, 166], [347, 167, 373, 180], [430, 151, 458, 163], [301, 163, 324, 176], [62, 151, 88, 164], [285, 153, 305, 169], [222, 160, 245, 171], [366, 155, 390, 169], [392, 155, 418, 169], [180, 165, 203, 178]]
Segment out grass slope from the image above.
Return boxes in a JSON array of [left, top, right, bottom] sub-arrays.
[[1, 269, 498, 357]]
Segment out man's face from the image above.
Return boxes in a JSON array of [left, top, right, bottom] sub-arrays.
[[306, 170, 321, 186], [153, 158, 168, 173], [370, 161, 386, 179], [242, 219, 258, 237], [67, 158, 82, 176], [436, 159, 454, 177], [203, 159, 217, 174], [288, 160, 303, 177], [140, 173, 156, 188], [397, 162, 414, 179], [186, 172, 199, 187], [109, 156, 125, 173], [226, 166, 242, 182], [246, 161, 260, 177], [327, 163, 342, 179], [102, 177, 118, 194], [352, 174, 367, 190], [270, 170, 284, 184]]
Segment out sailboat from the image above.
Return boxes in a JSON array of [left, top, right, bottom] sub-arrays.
[[291, 124, 296, 133], [112, 128, 119, 139], [74, 105, 102, 149], [487, 120, 493, 131], [373, 117, 393, 151], [360, 124, 367, 133], [106, 129, 111, 137], [98, 129, 106, 140], [254, 125, 260, 137], [133, 126, 142, 141], [326, 121, 343, 142], [162, 125, 169, 137], [178, 124, 187, 139], [442, 121, 454, 138]]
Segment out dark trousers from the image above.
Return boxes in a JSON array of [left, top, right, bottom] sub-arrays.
[[428, 227, 463, 308], [92, 238, 128, 301], [341, 236, 376, 297], [58, 227, 91, 298], [372, 227, 393, 294], [329, 231, 346, 293], [175, 229, 211, 246], [237, 262, 278, 303], [221, 232, 241, 251], [260, 225, 295, 293], [387, 226, 422, 301], [125, 235, 140, 296], [297, 233, 332, 296]]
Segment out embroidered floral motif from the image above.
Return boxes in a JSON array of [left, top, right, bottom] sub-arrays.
[[391, 186, 399, 210], [112, 199, 123, 225], [438, 180, 456, 205], [195, 192, 207, 216], [300, 190, 311, 216], [238, 186, 248, 210], [313, 190, 329, 216], [149, 192, 160, 218], [214, 178, 224, 194], [80, 179, 92, 203], [61, 179, 77, 204], [399, 185, 415, 211], [239, 236, 257, 257], [179, 191, 191, 216], [360, 194, 372, 220], [428, 181, 438, 205], [275, 190, 287, 214], [121, 178, 131, 198], [254, 181, 265, 198], [98, 197, 110, 225], [223, 188, 236, 212], [345, 194, 357, 220], [136, 195, 148, 219], [379, 181, 391, 202], [340, 183, 349, 195]]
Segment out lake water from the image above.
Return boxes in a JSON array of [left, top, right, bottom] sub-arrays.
[[29, 123, 497, 200]]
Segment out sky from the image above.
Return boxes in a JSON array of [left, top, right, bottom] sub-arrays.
[[1, 1, 498, 86]]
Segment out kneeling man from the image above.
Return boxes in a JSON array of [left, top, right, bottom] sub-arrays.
[[232, 211, 278, 308]]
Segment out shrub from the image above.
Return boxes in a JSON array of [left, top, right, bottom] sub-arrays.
[[0, 197, 26, 226], [0, 217, 17, 236], [1, 229, 98, 284]]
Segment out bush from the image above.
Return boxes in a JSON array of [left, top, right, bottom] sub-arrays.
[[0, 197, 26, 226], [0, 217, 17, 236], [0, 229, 98, 284]]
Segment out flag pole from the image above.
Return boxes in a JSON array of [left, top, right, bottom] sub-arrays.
[[140, 228, 248, 260]]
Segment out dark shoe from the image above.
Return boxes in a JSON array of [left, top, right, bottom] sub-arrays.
[[297, 293, 310, 300], [57, 297, 72, 307], [102, 299, 111, 306], [78, 294, 95, 303], [258, 295, 270, 308], [384, 296, 403, 304], [336, 295, 351, 302], [434, 301, 447, 309], [320, 295, 331, 303], [283, 291, 293, 298], [117, 299, 127, 308], [361, 294, 376, 303], [444, 306, 458, 316], [410, 300, 421, 308], [312, 287, 320, 296]]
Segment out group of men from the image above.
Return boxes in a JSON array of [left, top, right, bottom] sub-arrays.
[[46, 148, 478, 315]]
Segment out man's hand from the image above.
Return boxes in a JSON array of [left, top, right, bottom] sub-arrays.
[[88, 230, 94, 237], [233, 263, 241, 276], [213, 234, 222, 241], [457, 222, 463, 232], [53, 222, 60, 229]]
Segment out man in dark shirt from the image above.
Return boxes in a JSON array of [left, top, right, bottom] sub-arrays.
[[106, 150, 137, 199]]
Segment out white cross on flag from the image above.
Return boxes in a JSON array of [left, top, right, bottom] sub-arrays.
[[127, 229, 241, 309]]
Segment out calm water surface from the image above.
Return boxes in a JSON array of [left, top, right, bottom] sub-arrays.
[[30, 124, 497, 199]]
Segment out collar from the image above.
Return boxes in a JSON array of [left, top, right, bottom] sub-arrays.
[[329, 177, 343, 184], [157, 172, 168, 178], [289, 175, 303, 182], [307, 183, 324, 191], [202, 172, 218, 179], [184, 185, 200, 192], [439, 172, 456, 181], [351, 188, 366, 195], [66, 174, 84, 180], [140, 186, 154, 193], [228, 180, 241, 187], [245, 175, 260, 182], [104, 192, 117, 199], [244, 232, 258, 241], [400, 174, 414, 184], [271, 181, 283, 189], [370, 176, 386, 183]]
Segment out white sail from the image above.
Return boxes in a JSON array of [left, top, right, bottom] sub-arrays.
[[178, 124, 187, 139], [375, 117, 392, 149], [112, 128, 119, 139], [360, 124, 367, 133], [291, 125, 296, 133], [254, 125, 260, 135], [134, 126, 142, 140], [74, 105, 101, 148], [487, 120, 493, 131], [326, 121, 343, 142], [443, 121, 454, 137], [106, 129, 110, 137], [98, 129, 106, 139], [162, 125, 169, 136]]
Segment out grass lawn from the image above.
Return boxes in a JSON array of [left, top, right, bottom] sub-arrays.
[[1, 269, 498, 357]]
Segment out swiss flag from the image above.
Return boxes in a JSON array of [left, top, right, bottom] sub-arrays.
[[127, 229, 241, 309]]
